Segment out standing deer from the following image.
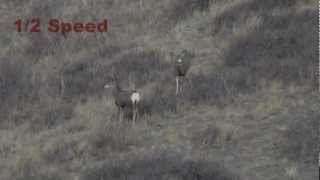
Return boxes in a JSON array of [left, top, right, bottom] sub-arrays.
[[171, 50, 193, 95], [104, 75, 141, 125], [197, 0, 210, 13]]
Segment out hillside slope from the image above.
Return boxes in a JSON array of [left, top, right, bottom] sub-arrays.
[[0, 0, 318, 180]]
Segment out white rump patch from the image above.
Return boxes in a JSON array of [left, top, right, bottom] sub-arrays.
[[131, 92, 141, 104], [104, 84, 111, 89], [178, 58, 182, 63]]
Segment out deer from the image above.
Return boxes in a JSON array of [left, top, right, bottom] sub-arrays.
[[197, 0, 210, 13], [104, 72, 141, 126], [171, 50, 193, 95]]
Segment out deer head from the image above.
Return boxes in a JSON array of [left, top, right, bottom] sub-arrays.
[[180, 49, 194, 60], [170, 50, 194, 63]]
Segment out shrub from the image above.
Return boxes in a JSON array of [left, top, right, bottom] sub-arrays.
[[81, 150, 240, 180], [0, 58, 34, 126], [87, 123, 139, 154], [184, 72, 228, 105], [279, 105, 319, 165], [223, 8, 316, 87]]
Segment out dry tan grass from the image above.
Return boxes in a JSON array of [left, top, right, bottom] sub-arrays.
[[0, 0, 318, 179]]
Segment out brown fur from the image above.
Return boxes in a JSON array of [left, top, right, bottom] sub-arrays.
[[173, 50, 192, 77], [112, 82, 135, 109], [171, 50, 194, 95], [106, 76, 139, 124]]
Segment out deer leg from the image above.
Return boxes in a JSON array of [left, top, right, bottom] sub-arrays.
[[60, 75, 65, 98], [117, 106, 120, 122], [176, 76, 179, 95], [139, 0, 143, 10], [180, 77, 184, 93], [119, 107, 123, 124], [136, 108, 139, 124], [132, 105, 135, 125], [134, 104, 139, 126], [132, 105, 137, 126]]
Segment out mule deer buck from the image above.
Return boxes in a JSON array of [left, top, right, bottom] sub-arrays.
[[171, 50, 193, 95], [104, 74, 141, 125]]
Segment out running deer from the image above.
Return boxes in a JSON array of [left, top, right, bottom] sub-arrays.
[[104, 74, 141, 125], [171, 50, 193, 95]]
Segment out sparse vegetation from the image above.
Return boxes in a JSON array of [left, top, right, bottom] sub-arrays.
[[0, 0, 318, 180], [81, 150, 240, 180]]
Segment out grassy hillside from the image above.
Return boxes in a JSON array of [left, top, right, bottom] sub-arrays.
[[0, 0, 318, 180]]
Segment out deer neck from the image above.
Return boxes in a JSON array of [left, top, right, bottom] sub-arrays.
[[112, 83, 122, 95]]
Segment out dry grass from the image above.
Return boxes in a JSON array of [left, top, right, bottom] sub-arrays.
[[0, 0, 318, 179]]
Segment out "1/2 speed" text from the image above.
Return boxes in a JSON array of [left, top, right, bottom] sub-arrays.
[[14, 18, 108, 33]]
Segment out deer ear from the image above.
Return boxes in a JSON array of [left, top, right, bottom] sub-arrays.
[[181, 49, 188, 55], [181, 50, 194, 59], [188, 52, 195, 59]]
